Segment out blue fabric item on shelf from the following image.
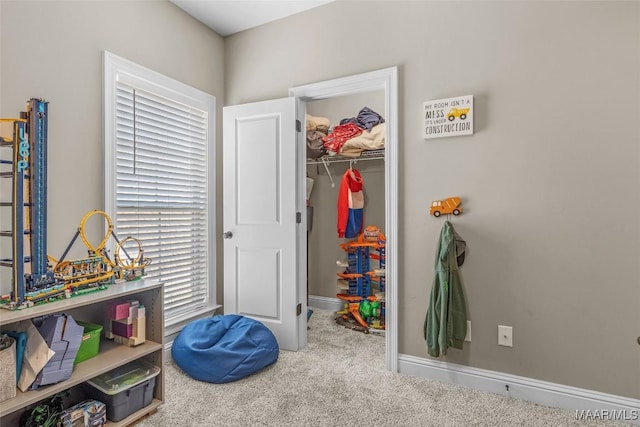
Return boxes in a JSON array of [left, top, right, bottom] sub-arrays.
[[339, 106, 385, 130], [172, 314, 279, 384], [5, 331, 26, 384]]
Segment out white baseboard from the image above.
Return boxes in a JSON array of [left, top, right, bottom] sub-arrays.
[[399, 354, 640, 425], [308, 295, 344, 312]]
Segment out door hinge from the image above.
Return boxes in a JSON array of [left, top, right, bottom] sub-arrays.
[[296, 303, 302, 316], [296, 120, 301, 132], [296, 212, 302, 223]]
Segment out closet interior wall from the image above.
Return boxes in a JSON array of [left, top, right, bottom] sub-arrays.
[[306, 91, 386, 299]]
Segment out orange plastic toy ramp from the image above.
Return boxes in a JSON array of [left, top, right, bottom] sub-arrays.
[[336, 293, 363, 302], [349, 306, 369, 328]]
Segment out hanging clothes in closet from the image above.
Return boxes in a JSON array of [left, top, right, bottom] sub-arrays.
[[337, 168, 364, 238]]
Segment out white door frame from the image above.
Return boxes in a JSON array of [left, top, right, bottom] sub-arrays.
[[289, 67, 399, 372]]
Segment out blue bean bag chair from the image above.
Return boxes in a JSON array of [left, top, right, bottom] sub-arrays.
[[172, 314, 279, 384]]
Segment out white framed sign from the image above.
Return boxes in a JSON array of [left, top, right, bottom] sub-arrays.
[[423, 95, 474, 139]]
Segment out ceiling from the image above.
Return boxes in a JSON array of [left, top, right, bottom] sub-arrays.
[[171, 0, 334, 37]]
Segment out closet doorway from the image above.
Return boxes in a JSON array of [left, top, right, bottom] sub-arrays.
[[223, 67, 397, 371], [305, 94, 386, 340], [291, 67, 398, 371]]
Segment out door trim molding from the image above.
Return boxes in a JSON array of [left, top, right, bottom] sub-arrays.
[[290, 66, 399, 371], [399, 354, 640, 424]]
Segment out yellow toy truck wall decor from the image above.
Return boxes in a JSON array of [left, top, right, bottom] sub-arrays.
[[430, 197, 462, 217], [447, 108, 470, 121]]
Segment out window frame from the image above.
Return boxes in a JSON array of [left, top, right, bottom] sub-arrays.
[[103, 51, 217, 335]]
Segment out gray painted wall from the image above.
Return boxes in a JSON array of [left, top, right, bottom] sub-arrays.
[[225, 1, 640, 399], [0, 0, 225, 304], [306, 92, 385, 298], [1, 0, 638, 403]]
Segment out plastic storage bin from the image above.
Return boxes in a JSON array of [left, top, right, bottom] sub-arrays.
[[74, 321, 103, 365], [83, 359, 160, 422]]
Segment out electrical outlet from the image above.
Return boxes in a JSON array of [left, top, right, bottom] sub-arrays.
[[498, 325, 513, 347], [465, 320, 471, 342]]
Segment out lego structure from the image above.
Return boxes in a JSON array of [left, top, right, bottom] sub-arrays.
[[55, 209, 150, 286], [0, 100, 150, 310], [1, 99, 59, 306]]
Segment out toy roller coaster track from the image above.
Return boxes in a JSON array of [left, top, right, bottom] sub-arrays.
[[1, 101, 150, 309]]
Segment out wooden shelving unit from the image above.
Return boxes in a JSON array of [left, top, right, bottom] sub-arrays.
[[0, 278, 164, 426]]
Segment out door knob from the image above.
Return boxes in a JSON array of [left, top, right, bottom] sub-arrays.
[[223, 231, 233, 239]]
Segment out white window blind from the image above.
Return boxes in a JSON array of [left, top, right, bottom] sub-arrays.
[[104, 52, 216, 329]]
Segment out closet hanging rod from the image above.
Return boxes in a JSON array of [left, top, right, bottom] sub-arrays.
[[306, 155, 384, 166]]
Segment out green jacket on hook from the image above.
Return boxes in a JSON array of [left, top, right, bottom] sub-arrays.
[[424, 220, 468, 357]]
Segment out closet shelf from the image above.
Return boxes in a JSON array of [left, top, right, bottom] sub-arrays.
[[306, 149, 385, 165]]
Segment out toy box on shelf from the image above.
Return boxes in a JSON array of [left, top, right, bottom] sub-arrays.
[[335, 225, 386, 334]]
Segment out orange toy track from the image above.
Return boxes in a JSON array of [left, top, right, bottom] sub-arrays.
[[336, 294, 368, 328], [336, 293, 362, 302], [349, 304, 369, 328], [337, 272, 363, 280]]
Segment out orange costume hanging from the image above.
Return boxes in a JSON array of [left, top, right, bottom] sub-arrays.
[[337, 168, 364, 238]]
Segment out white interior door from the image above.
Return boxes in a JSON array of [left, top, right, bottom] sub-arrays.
[[223, 98, 300, 351]]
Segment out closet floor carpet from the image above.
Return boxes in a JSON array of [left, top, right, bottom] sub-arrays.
[[135, 309, 625, 426]]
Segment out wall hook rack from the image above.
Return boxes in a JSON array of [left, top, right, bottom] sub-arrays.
[[429, 196, 463, 218]]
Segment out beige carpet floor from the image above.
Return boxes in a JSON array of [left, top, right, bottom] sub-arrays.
[[135, 309, 626, 426]]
